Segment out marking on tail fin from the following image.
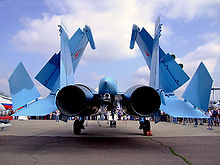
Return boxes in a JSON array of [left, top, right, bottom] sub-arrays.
[[74, 52, 79, 58], [145, 51, 150, 57]]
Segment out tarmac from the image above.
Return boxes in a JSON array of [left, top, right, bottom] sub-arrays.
[[0, 120, 220, 165]]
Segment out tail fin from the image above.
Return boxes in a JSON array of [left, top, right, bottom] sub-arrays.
[[59, 25, 75, 88], [35, 24, 96, 91], [182, 62, 213, 112], [149, 17, 161, 90], [8, 62, 40, 110], [130, 20, 189, 92]]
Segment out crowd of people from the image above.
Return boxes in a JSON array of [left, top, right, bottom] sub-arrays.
[[0, 109, 13, 117], [1, 106, 220, 129], [207, 109, 220, 127]]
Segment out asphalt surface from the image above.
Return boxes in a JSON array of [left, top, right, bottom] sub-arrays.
[[0, 120, 220, 165]]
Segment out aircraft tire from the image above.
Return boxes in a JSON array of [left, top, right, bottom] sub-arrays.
[[73, 120, 81, 135], [142, 120, 150, 135]]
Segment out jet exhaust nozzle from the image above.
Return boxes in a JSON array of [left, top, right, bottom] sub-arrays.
[[122, 85, 161, 117], [56, 85, 99, 116]]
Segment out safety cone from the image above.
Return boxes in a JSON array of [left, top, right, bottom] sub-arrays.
[[147, 131, 153, 136]]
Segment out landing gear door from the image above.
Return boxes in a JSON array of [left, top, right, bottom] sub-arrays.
[[154, 110, 161, 123]]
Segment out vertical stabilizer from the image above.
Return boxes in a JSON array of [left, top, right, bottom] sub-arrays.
[[182, 62, 213, 112], [59, 25, 74, 88], [149, 17, 162, 90], [8, 63, 40, 110], [130, 20, 189, 92], [36, 25, 95, 92]]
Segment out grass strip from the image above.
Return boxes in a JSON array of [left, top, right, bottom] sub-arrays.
[[148, 137, 193, 165]]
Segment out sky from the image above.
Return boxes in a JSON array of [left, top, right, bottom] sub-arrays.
[[0, 0, 220, 99]]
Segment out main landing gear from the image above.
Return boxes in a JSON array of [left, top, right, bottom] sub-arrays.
[[73, 119, 85, 135], [139, 120, 152, 136]]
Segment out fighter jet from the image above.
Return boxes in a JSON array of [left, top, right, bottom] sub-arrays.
[[130, 17, 213, 120], [0, 90, 12, 111], [9, 22, 161, 135]]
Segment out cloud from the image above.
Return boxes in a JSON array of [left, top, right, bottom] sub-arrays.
[[0, 78, 10, 94], [10, 0, 161, 63], [11, 15, 60, 55], [90, 72, 105, 82], [177, 41, 220, 77], [174, 35, 220, 98], [142, 0, 220, 20], [130, 66, 150, 85], [11, 0, 220, 62]]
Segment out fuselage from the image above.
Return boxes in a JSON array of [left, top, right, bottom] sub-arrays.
[[98, 77, 118, 95]]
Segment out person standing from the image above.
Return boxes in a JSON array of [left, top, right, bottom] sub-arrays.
[[56, 110, 60, 122]]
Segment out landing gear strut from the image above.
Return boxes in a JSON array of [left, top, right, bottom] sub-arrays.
[[73, 119, 85, 135], [139, 120, 152, 136]]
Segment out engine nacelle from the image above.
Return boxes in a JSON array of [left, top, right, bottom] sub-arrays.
[[122, 85, 161, 117], [56, 85, 100, 116]]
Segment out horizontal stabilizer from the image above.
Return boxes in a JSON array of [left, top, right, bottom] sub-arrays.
[[182, 62, 213, 112], [8, 63, 40, 110], [12, 95, 56, 116], [35, 53, 60, 92], [160, 95, 209, 118]]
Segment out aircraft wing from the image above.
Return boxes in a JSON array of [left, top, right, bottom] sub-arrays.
[[182, 62, 213, 112], [130, 25, 190, 92], [12, 95, 56, 116], [35, 25, 95, 92], [160, 95, 209, 118], [8, 62, 40, 110]]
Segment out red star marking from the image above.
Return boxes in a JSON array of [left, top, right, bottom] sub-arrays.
[[145, 51, 150, 57], [74, 52, 79, 58]]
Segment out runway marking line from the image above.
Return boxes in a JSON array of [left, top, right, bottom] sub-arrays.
[[148, 137, 193, 165]]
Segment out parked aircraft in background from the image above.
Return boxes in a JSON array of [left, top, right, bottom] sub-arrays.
[[9, 18, 212, 135], [0, 91, 13, 127], [209, 100, 220, 109], [209, 88, 220, 109], [130, 17, 212, 120], [0, 91, 12, 111]]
